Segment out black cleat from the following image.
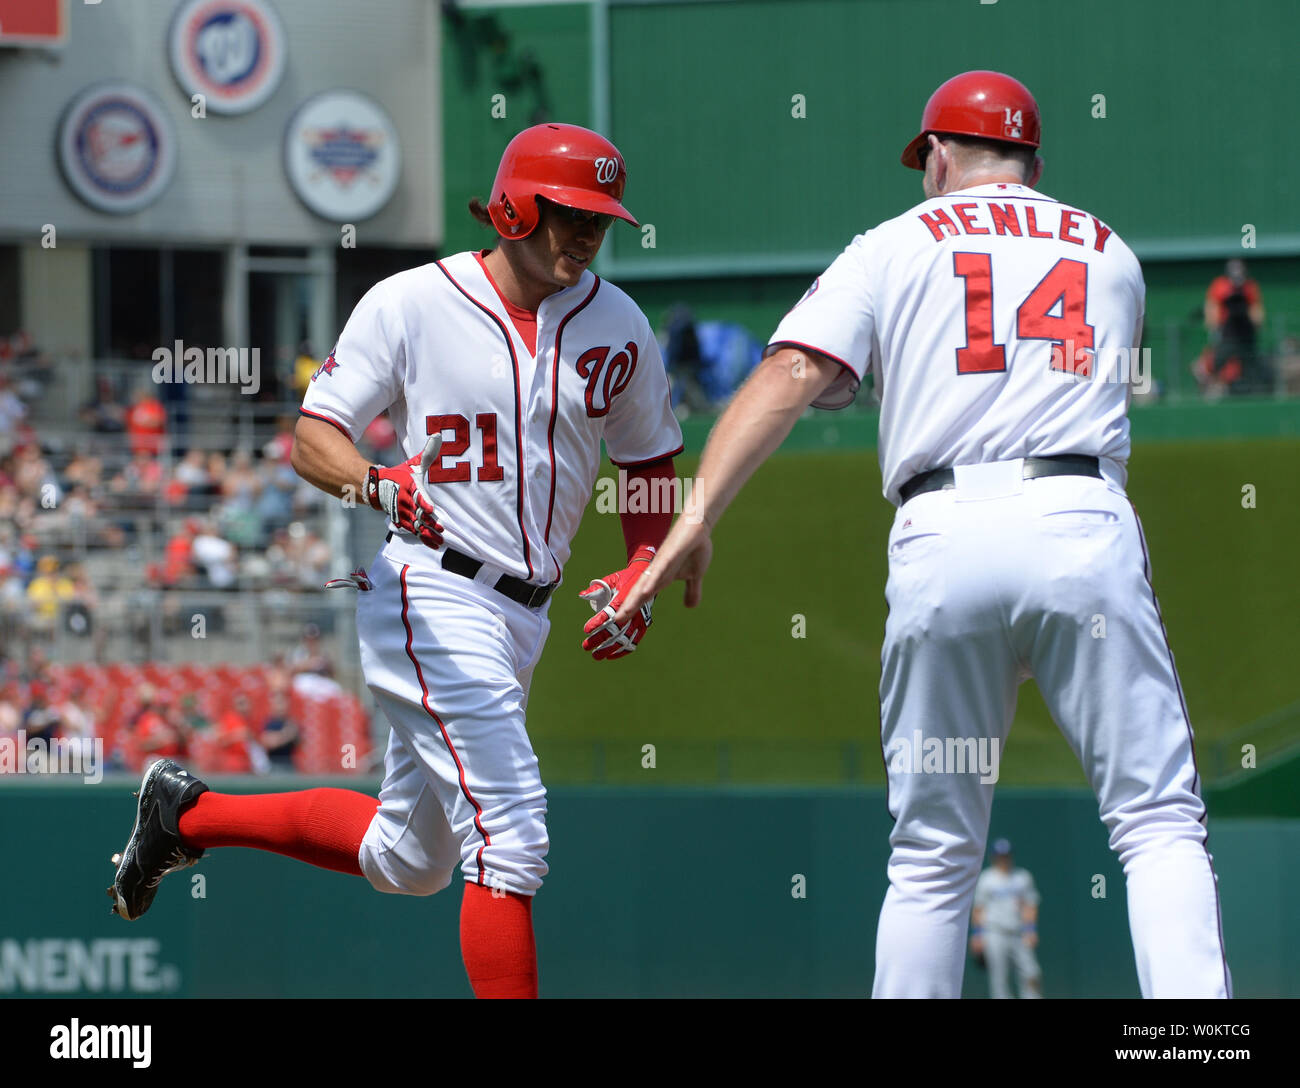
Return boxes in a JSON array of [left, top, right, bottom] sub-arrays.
[[108, 759, 208, 921]]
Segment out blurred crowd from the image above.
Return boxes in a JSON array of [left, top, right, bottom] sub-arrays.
[[0, 624, 344, 776], [0, 647, 98, 772], [118, 684, 299, 775], [0, 381, 336, 568], [0, 342, 414, 653]]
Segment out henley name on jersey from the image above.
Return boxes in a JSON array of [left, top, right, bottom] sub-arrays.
[[768, 182, 1144, 505], [917, 195, 1114, 250]]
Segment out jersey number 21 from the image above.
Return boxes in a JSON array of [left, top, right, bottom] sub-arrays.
[[425, 413, 505, 483]]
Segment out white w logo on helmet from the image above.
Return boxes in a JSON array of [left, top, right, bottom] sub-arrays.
[[594, 156, 619, 185]]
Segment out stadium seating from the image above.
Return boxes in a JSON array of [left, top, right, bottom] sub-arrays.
[[39, 662, 371, 775]]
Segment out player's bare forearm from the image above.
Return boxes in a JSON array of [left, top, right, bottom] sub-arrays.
[[611, 348, 839, 620], [689, 348, 840, 528], [290, 416, 372, 501]]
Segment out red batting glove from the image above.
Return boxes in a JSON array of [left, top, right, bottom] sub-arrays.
[[580, 545, 657, 660], [366, 434, 444, 549]]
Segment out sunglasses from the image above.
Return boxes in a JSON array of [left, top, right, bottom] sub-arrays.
[[547, 202, 616, 231]]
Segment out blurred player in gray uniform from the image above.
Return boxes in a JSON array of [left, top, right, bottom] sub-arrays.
[[971, 839, 1041, 998]]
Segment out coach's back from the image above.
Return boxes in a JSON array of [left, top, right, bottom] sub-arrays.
[[771, 183, 1144, 505]]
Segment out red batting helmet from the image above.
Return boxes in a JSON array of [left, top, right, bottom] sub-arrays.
[[487, 123, 639, 239], [900, 71, 1040, 170]]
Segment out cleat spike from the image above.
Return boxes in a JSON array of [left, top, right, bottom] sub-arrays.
[[111, 853, 122, 865]]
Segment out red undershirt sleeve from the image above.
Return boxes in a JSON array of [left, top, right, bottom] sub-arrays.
[[617, 458, 677, 561]]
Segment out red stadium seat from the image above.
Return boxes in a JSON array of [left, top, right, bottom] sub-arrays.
[[38, 663, 370, 775]]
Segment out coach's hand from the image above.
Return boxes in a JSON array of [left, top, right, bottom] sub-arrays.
[[580, 546, 658, 660], [366, 434, 444, 549], [613, 516, 713, 624]]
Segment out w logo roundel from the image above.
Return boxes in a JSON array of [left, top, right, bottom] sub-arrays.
[[576, 342, 638, 417], [594, 156, 620, 185]]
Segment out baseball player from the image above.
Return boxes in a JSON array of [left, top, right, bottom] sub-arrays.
[[615, 71, 1232, 998], [970, 839, 1041, 999], [107, 123, 683, 999]]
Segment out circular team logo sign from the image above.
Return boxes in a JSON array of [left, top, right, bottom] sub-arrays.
[[169, 0, 287, 115], [57, 83, 177, 214], [284, 90, 401, 222]]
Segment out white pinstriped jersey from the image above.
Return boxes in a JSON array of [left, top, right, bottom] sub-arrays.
[[768, 183, 1145, 504], [302, 250, 682, 584]]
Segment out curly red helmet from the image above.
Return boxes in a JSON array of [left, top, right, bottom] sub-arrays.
[[900, 71, 1041, 170], [487, 123, 639, 239]]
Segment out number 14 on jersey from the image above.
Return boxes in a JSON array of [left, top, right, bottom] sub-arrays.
[[953, 254, 1095, 377]]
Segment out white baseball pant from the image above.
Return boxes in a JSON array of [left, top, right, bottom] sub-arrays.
[[871, 461, 1231, 999], [354, 539, 551, 898]]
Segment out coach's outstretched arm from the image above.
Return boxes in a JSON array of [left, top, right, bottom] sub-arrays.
[[612, 347, 840, 619]]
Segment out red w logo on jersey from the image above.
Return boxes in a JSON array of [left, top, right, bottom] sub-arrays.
[[575, 342, 638, 418], [312, 352, 339, 381]]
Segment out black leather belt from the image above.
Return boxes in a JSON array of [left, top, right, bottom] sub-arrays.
[[386, 533, 556, 609], [898, 455, 1102, 504]]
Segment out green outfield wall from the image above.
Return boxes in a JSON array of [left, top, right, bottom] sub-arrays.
[[523, 434, 1300, 791], [443, 1, 1300, 264], [441, 2, 1300, 397], [4, 781, 1293, 998], [602, 0, 1299, 267]]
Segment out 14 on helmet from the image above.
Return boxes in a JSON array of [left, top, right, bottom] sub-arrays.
[[487, 123, 639, 239], [900, 70, 1040, 170]]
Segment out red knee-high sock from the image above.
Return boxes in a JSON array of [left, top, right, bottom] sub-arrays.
[[460, 882, 538, 999], [177, 789, 379, 876]]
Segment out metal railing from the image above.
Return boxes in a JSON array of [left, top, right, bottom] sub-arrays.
[[5, 591, 363, 691], [1143, 312, 1298, 400]]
